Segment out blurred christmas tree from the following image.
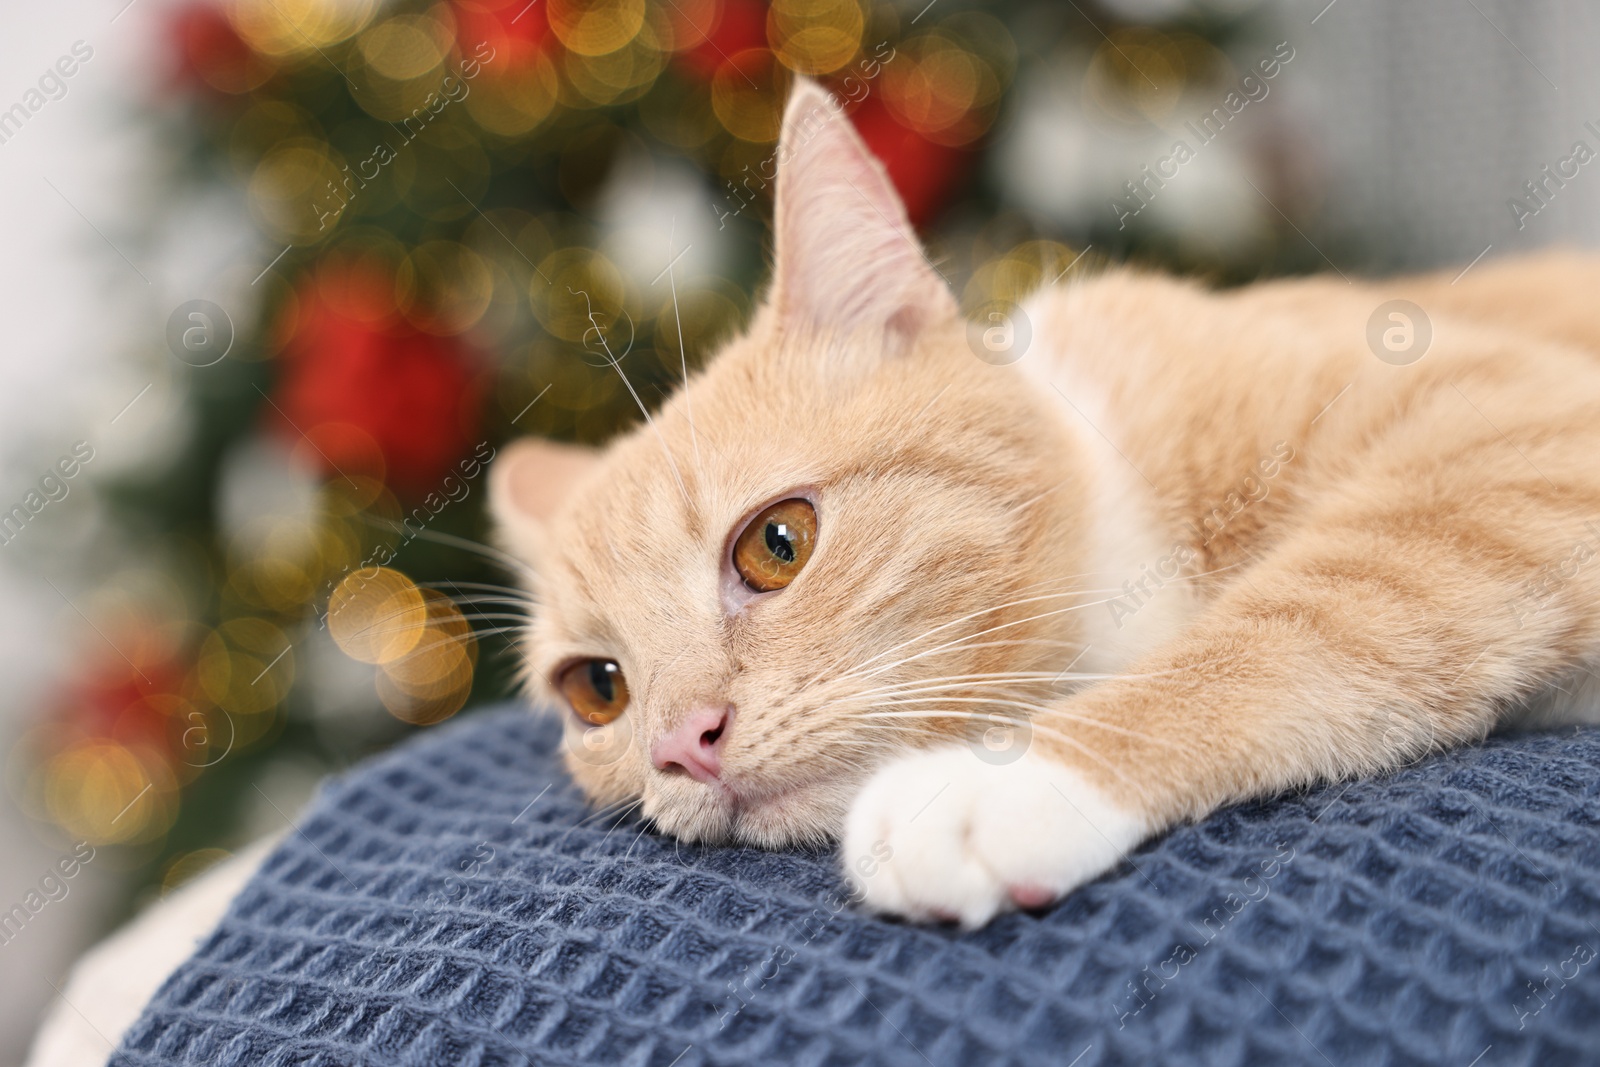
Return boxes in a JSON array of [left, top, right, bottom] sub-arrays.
[[23, 0, 1298, 923]]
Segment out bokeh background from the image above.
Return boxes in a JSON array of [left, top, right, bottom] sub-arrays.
[[4, 0, 1599, 1061]]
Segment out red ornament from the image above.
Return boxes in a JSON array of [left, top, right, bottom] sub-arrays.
[[75, 660, 184, 746], [675, 0, 770, 81], [166, 2, 271, 96], [846, 94, 971, 228], [451, 0, 550, 68], [266, 266, 487, 498]]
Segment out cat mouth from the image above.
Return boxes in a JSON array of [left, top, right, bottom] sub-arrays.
[[725, 777, 846, 847], [645, 774, 846, 848]]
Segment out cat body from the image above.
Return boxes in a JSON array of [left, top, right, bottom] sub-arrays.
[[492, 79, 1600, 927]]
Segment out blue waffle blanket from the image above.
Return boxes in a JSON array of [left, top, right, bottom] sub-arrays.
[[111, 704, 1600, 1066]]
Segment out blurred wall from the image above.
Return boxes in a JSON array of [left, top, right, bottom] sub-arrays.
[[0, 3, 262, 1065], [1282, 0, 1600, 270]]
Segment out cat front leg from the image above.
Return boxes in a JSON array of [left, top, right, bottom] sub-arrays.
[[843, 493, 1600, 924], [842, 745, 1148, 927]]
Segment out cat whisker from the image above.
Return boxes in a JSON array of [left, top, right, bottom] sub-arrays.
[[839, 638, 1089, 684], [444, 613, 535, 625], [463, 626, 530, 640], [334, 591, 532, 643], [866, 650, 1250, 694], [854, 708, 1145, 794], [663, 220, 703, 480], [848, 594, 1129, 681], [447, 598, 537, 614], [572, 794, 642, 828], [544, 796, 645, 859], [800, 637, 1087, 696], [800, 592, 1103, 691], [862, 696, 1187, 750], [598, 798, 648, 846], [837, 560, 1244, 686], [342, 614, 530, 643], [568, 285, 692, 508], [416, 580, 540, 603], [840, 586, 1127, 680], [623, 815, 658, 860], [849, 672, 1075, 701], [355, 518, 538, 579]]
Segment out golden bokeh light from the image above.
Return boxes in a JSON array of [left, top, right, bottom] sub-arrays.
[[768, 0, 864, 76], [197, 617, 295, 718], [229, 101, 324, 182], [883, 33, 1003, 145], [328, 567, 427, 665], [376, 590, 478, 725], [226, 513, 329, 612], [711, 48, 787, 143], [397, 240, 495, 336], [1084, 28, 1189, 125], [530, 247, 635, 345], [656, 0, 718, 53], [320, 472, 391, 517], [564, 19, 666, 106], [353, 14, 460, 122], [548, 0, 648, 57], [313, 238, 405, 320], [359, 16, 450, 81], [45, 740, 176, 845], [962, 239, 1084, 312], [248, 140, 347, 245], [465, 55, 561, 136], [391, 125, 493, 222], [229, 0, 378, 58]]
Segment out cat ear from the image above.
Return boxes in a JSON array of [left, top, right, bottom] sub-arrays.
[[770, 78, 957, 351], [490, 438, 601, 560]]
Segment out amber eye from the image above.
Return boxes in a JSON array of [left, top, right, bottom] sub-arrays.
[[733, 498, 817, 592], [557, 659, 630, 725]]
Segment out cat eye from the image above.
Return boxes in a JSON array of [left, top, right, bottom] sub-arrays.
[[557, 659, 630, 725], [733, 498, 817, 592]]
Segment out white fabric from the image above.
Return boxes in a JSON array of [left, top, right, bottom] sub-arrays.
[[24, 838, 273, 1067]]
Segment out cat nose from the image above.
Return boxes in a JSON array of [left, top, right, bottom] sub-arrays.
[[651, 705, 733, 784]]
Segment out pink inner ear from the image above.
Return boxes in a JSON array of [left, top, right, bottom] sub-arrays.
[[492, 439, 601, 529], [771, 80, 956, 348]]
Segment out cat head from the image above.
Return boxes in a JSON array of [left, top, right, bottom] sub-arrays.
[[491, 79, 1095, 847]]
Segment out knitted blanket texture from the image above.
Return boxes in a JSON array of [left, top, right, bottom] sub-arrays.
[[110, 705, 1600, 1066]]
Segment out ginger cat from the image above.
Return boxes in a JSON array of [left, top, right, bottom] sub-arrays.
[[490, 78, 1600, 927]]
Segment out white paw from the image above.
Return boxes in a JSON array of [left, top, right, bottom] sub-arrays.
[[841, 746, 1149, 928]]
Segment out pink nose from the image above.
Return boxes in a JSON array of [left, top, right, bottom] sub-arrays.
[[651, 705, 733, 784]]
